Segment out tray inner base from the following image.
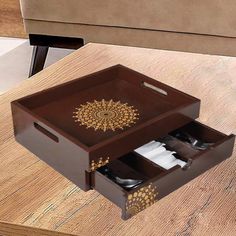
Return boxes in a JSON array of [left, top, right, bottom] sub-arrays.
[[21, 79, 177, 147]]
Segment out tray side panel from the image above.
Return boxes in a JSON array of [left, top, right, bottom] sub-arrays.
[[11, 102, 90, 191]]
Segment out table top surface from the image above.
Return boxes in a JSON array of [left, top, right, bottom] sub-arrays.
[[0, 43, 235, 236]]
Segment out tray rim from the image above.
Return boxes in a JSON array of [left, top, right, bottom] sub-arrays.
[[11, 64, 201, 152]]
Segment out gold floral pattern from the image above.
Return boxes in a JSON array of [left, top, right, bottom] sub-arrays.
[[90, 157, 110, 171], [73, 99, 139, 132], [125, 183, 158, 217]]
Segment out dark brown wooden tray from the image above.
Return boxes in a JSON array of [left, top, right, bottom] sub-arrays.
[[11, 65, 200, 190], [11, 65, 234, 220]]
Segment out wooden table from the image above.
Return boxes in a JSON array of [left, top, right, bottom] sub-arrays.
[[0, 43, 235, 236]]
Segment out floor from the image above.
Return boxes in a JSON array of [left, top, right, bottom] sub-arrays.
[[0, 0, 26, 38], [0, 37, 26, 56], [0, 0, 75, 95], [0, 37, 74, 94]]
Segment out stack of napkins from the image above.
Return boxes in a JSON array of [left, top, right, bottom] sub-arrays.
[[135, 141, 186, 170]]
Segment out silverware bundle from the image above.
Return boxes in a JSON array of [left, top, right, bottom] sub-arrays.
[[171, 131, 214, 150], [135, 141, 187, 170]]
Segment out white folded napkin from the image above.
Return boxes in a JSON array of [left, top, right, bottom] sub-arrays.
[[134, 141, 165, 155], [151, 151, 176, 163], [144, 146, 167, 159], [135, 140, 187, 170]]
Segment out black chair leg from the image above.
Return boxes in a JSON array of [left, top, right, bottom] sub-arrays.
[[29, 45, 49, 77]]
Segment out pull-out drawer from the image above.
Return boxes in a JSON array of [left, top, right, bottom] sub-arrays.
[[91, 121, 235, 220]]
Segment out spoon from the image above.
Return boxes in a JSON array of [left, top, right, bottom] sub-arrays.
[[100, 166, 143, 189], [115, 176, 143, 189]]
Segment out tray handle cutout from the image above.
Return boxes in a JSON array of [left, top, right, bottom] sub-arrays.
[[142, 82, 168, 96], [34, 122, 59, 143]]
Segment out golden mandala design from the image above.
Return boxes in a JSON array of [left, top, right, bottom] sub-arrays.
[[73, 99, 139, 132], [126, 183, 158, 217], [90, 157, 110, 172]]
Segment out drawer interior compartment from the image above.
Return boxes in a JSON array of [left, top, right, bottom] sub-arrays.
[[91, 121, 235, 220]]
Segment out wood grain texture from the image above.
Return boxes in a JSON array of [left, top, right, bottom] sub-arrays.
[[0, 221, 76, 236], [0, 0, 27, 38], [0, 43, 235, 236]]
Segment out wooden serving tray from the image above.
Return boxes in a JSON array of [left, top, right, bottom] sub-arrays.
[[11, 65, 234, 220], [11, 65, 200, 190]]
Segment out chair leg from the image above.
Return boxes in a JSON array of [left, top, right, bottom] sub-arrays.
[[29, 45, 49, 77]]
